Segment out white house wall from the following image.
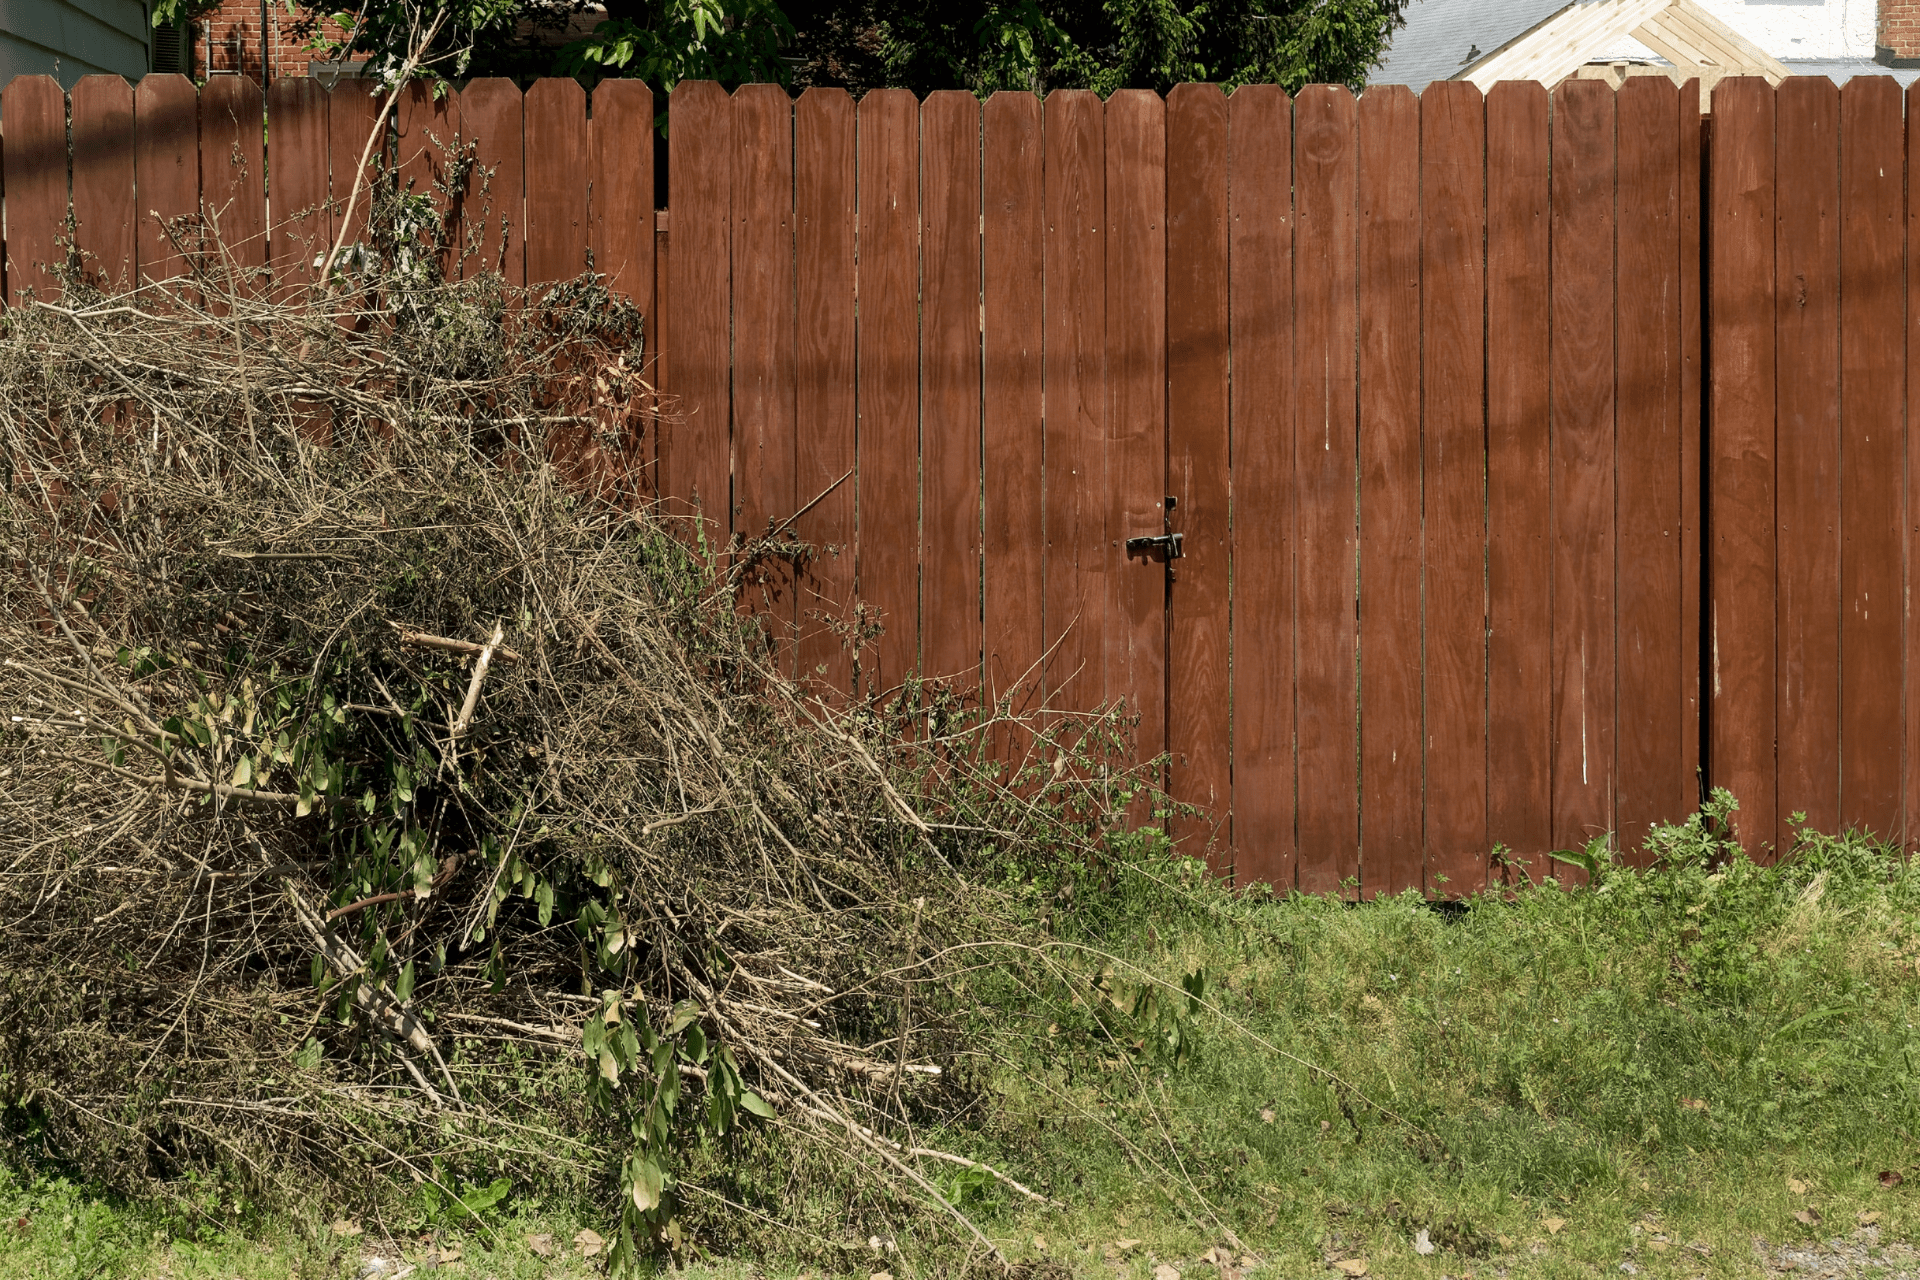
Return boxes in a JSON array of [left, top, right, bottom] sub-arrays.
[[1589, 0, 1873, 60]]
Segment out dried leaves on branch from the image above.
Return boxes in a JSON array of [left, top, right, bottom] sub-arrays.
[[0, 206, 1157, 1269]]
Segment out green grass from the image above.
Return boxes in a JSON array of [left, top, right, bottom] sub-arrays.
[[8, 801, 1920, 1278]]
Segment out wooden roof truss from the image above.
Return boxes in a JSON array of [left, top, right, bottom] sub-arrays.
[[1457, 0, 1790, 91]]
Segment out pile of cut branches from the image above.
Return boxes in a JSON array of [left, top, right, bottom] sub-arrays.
[[0, 232, 1152, 1269]]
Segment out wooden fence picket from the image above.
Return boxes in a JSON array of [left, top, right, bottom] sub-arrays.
[[981, 91, 1046, 724], [921, 91, 984, 695], [267, 78, 330, 293], [1837, 77, 1904, 842], [1356, 83, 1424, 899], [1226, 84, 1295, 890], [1419, 79, 1488, 893], [71, 76, 136, 292], [793, 88, 857, 696], [855, 88, 922, 697], [4, 76, 69, 305], [1292, 85, 1360, 896], [1104, 88, 1166, 811], [1165, 83, 1230, 870]]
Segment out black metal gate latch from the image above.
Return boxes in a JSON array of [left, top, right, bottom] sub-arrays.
[[1125, 531, 1184, 559]]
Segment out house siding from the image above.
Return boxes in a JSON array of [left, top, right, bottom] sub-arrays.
[[0, 0, 150, 86]]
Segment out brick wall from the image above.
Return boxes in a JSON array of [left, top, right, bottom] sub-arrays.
[[1879, 0, 1920, 62], [195, 0, 358, 80]]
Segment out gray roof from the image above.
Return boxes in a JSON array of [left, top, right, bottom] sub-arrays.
[[1372, 0, 1573, 91], [1779, 58, 1920, 86]]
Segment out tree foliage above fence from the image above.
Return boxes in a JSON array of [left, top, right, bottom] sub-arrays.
[[261, 0, 1408, 96]]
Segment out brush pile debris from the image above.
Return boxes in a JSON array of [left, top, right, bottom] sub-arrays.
[[0, 245, 1143, 1264]]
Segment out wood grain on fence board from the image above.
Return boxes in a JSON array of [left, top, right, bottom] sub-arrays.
[[1709, 77, 1779, 854], [397, 80, 461, 280], [1769, 77, 1840, 845], [1166, 84, 1230, 871], [458, 80, 521, 284], [1486, 81, 1553, 884], [1105, 89, 1167, 821], [590, 80, 654, 312], [921, 91, 984, 693], [1228, 84, 1296, 890], [133, 75, 199, 288], [794, 89, 858, 697], [525, 78, 588, 285], [1548, 79, 1617, 871], [1677, 81, 1704, 834], [730, 84, 798, 671], [666, 80, 731, 536], [201, 76, 265, 270], [1837, 76, 1904, 843], [1292, 85, 1360, 896], [5, 76, 68, 305], [1356, 84, 1423, 898], [325, 80, 385, 275], [1906, 82, 1920, 854], [265, 78, 329, 293], [1418, 80, 1487, 894], [1615, 77, 1689, 861], [855, 88, 921, 697], [983, 92, 1046, 732], [71, 77, 135, 293], [1043, 90, 1107, 720]]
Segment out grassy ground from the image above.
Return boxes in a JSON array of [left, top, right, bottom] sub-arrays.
[[7, 800, 1919, 1279]]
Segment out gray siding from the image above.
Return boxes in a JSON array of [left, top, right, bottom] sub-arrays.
[[0, 0, 150, 87]]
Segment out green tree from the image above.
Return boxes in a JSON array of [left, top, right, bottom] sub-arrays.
[[181, 0, 1402, 97]]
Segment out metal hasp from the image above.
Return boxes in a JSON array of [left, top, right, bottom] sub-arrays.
[[1126, 531, 1185, 558]]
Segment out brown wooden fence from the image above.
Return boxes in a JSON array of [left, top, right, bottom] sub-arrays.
[[7, 71, 1917, 891]]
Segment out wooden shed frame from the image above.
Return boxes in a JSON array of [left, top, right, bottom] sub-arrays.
[[1456, 0, 1791, 93]]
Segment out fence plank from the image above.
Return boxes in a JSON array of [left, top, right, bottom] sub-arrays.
[[921, 91, 983, 693], [666, 80, 730, 533], [1904, 80, 1920, 852], [1228, 85, 1295, 890], [1908, 82, 1920, 853], [396, 80, 461, 280], [1770, 77, 1840, 846], [200, 76, 265, 272], [1486, 80, 1552, 884], [326, 81, 385, 271], [4, 76, 68, 304], [1356, 84, 1423, 898], [1548, 79, 1616, 869], [731, 84, 798, 668], [1165, 84, 1230, 869], [266, 78, 329, 293], [1615, 77, 1689, 861], [1043, 89, 1107, 722], [1709, 76, 1779, 853], [1419, 80, 1487, 894], [1838, 76, 1905, 842], [457, 79, 519, 284], [795, 88, 858, 697], [983, 92, 1046, 728], [1292, 85, 1360, 896], [1105, 89, 1167, 819], [133, 75, 198, 288], [525, 78, 588, 284], [590, 79, 654, 311], [1678, 80, 1704, 836], [71, 76, 135, 293], [856, 88, 921, 697]]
